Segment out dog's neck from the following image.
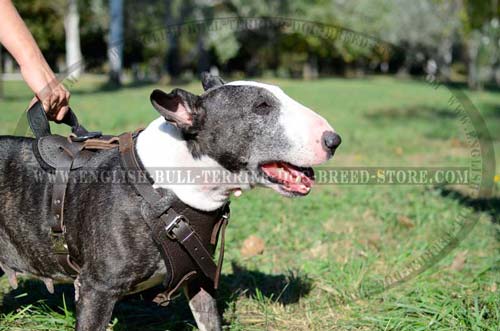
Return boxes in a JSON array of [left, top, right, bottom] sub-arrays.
[[136, 117, 238, 211]]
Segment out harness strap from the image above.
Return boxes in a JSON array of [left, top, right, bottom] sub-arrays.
[[81, 136, 120, 150], [161, 209, 217, 282], [28, 100, 100, 140], [118, 132, 227, 285], [47, 134, 120, 276], [213, 213, 229, 289], [45, 129, 228, 289], [50, 142, 84, 276]]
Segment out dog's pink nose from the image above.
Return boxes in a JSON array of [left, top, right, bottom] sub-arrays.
[[322, 131, 341, 153]]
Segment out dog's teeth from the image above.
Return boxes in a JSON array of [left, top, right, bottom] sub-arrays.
[[295, 176, 302, 183], [7, 273, 18, 289], [42, 278, 54, 294], [1, 264, 18, 289], [74, 277, 81, 302]]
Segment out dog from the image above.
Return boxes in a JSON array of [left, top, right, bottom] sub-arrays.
[[0, 73, 340, 331]]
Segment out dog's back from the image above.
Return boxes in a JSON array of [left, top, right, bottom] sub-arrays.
[[0, 135, 163, 285], [0, 136, 47, 222], [0, 136, 70, 275]]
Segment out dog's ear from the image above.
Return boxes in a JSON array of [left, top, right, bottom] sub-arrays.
[[201, 72, 225, 91], [150, 88, 203, 132]]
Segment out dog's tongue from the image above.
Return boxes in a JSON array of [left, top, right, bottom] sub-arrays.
[[260, 162, 314, 194]]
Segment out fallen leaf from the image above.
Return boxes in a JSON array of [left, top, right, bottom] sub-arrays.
[[397, 215, 415, 228], [367, 234, 381, 250], [394, 147, 404, 156], [490, 282, 497, 292], [316, 282, 341, 296], [450, 138, 466, 148], [449, 251, 468, 272], [322, 219, 336, 232], [309, 243, 329, 259], [363, 209, 374, 220], [241, 235, 265, 257]]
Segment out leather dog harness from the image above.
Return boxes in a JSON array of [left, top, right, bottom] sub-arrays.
[[27, 102, 230, 300], [119, 132, 229, 297]]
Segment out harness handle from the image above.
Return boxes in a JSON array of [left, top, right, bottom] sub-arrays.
[[27, 101, 101, 141]]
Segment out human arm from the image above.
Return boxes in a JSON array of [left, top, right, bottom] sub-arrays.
[[0, 0, 70, 120]]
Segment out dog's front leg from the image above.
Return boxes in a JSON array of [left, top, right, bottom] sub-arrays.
[[75, 279, 119, 331], [185, 278, 221, 331]]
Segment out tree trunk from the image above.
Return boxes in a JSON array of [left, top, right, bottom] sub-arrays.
[[64, 0, 83, 78], [165, 0, 180, 80], [166, 33, 181, 79], [467, 32, 480, 90], [4, 53, 13, 73], [197, 36, 210, 75], [108, 0, 124, 85], [302, 56, 318, 80], [165, 0, 194, 80], [196, 6, 212, 76], [437, 37, 453, 81], [397, 46, 412, 77]]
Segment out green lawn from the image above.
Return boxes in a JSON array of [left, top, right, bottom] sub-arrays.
[[0, 76, 499, 330]]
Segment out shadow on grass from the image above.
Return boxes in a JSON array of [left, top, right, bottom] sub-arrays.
[[439, 187, 500, 241], [365, 104, 500, 141], [444, 81, 500, 94], [0, 262, 311, 330], [69, 78, 195, 97], [365, 105, 460, 122], [478, 102, 500, 118], [0, 95, 33, 103], [364, 105, 460, 140], [0, 79, 180, 102]]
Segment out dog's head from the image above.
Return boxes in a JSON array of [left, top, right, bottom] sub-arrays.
[[150, 73, 340, 196]]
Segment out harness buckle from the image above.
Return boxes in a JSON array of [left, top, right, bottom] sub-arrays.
[[51, 231, 69, 255], [165, 215, 186, 240], [70, 131, 102, 142]]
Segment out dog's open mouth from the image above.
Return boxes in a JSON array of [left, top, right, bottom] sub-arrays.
[[259, 161, 315, 195]]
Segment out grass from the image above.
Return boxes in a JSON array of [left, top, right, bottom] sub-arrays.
[[0, 75, 499, 330]]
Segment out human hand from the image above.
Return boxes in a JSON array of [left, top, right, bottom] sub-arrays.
[[0, 0, 72, 121], [22, 58, 71, 121], [31, 84, 71, 122]]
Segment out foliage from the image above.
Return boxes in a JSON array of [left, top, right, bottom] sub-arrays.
[[6, 0, 500, 85], [12, 0, 65, 66]]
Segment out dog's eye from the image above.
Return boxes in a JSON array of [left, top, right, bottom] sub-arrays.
[[253, 101, 272, 115]]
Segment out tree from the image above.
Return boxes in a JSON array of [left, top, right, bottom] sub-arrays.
[[13, 0, 65, 68], [462, 0, 500, 88], [108, 0, 124, 85], [164, 0, 196, 80], [164, 0, 181, 79], [64, 0, 83, 78], [373, 0, 462, 79]]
